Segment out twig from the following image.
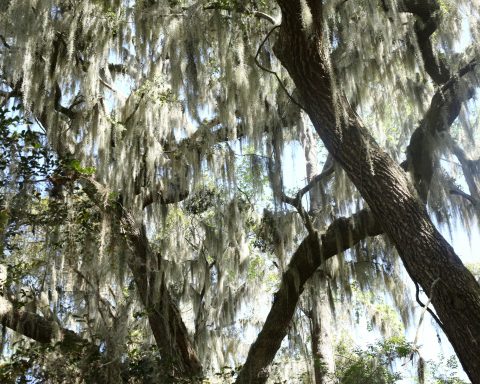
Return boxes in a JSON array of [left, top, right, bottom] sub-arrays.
[[99, 78, 117, 93], [414, 278, 443, 342], [74, 269, 116, 321], [281, 157, 334, 212], [280, 158, 334, 235], [450, 188, 479, 207], [203, 4, 277, 25], [297, 160, 334, 199], [281, 190, 315, 235], [0, 35, 10, 48], [254, 25, 306, 111]]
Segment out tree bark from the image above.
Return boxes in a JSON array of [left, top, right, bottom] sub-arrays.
[[300, 127, 335, 383], [124, 220, 203, 377], [81, 177, 203, 377], [272, 2, 480, 382], [0, 297, 86, 350], [237, 38, 477, 384], [308, 274, 334, 384], [236, 209, 382, 383]]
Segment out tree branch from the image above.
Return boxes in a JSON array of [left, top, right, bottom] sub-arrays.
[[449, 138, 480, 202], [0, 297, 87, 349], [450, 187, 479, 207], [282, 154, 334, 207], [235, 208, 382, 383], [0, 35, 10, 49], [203, 3, 277, 25], [398, 0, 450, 85], [142, 184, 190, 208], [79, 176, 202, 377], [240, 2, 480, 382], [54, 83, 78, 120], [404, 60, 477, 201]]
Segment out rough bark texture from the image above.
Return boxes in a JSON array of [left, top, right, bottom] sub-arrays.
[[272, 2, 480, 382], [124, 221, 203, 377], [237, 32, 477, 384], [237, 1, 478, 381]]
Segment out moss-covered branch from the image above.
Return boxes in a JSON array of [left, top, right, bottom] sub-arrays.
[[79, 176, 203, 377], [0, 298, 86, 349]]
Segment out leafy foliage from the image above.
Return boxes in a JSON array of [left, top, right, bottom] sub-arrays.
[[334, 336, 415, 384]]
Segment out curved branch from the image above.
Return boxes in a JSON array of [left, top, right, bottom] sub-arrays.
[[54, 83, 78, 120], [398, 0, 450, 85], [405, 61, 477, 201], [236, 208, 382, 383], [287, 154, 335, 204], [450, 187, 479, 207], [449, 138, 480, 202], [0, 35, 11, 48]]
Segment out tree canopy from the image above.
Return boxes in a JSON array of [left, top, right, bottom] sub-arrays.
[[1, 0, 480, 383]]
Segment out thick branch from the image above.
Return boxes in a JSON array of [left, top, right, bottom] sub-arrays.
[[404, 61, 477, 201], [236, 209, 381, 383], [0, 298, 86, 349], [398, 0, 450, 85], [80, 177, 202, 377], [246, 2, 480, 383], [142, 184, 190, 208], [450, 187, 479, 207]]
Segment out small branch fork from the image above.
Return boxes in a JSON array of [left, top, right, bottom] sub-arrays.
[[281, 160, 334, 234], [441, 58, 478, 93], [414, 278, 444, 337]]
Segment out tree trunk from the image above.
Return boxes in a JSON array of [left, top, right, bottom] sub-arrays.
[[125, 222, 203, 377], [273, 2, 480, 382], [309, 274, 334, 384], [236, 24, 475, 381], [300, 126, 335, 383], [81, 178, 202, 378]]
